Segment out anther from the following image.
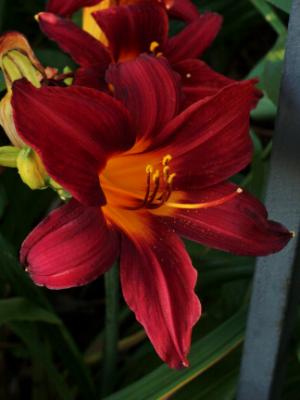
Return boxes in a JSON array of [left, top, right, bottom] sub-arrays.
[[186, 73, 192, 79], [167, 173, 176, 185], [108, 83, 115, 94], [237, 187, 243, 194], [162, 154, 172, 166], [146, 164, 153, 174], [150, 41, 160, 53]]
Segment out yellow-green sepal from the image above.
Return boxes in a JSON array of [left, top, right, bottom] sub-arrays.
[[0, 145, 20, 167], [17, 147, 48, 190]]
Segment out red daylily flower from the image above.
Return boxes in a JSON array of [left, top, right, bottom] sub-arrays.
[[46, 0, 103, 17], [12, 56, 291, 368], [46, 0, 199, 22], [38, 1, 229, 106]]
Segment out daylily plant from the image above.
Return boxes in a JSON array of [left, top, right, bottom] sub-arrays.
[[46, 0, 200, 24], [37, 1, 233, 106], [11, 55, 291, 368], [0, 32, 71, 195], [0, 32, 45, 148]]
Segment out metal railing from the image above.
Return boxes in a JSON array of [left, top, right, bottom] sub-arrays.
[[237, 1, 300, 399]]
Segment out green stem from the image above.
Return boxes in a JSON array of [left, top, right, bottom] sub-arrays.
[[101, 263, 119, 396], [249, 0, 286, 36]]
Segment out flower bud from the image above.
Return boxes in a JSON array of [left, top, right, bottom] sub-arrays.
[[0, 32, 45, 147], [17, 148, 48, 190], [0, 32, 44, 90], [0, 93, 25, 147], [0, 146, 20, 167]]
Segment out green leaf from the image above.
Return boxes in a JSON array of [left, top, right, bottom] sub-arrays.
[[173, 365, 238, 400], [247, 34, 287, 109], [0, 234, 50, 308], [245, 131, 266, 198], [1, 169, 56, 248], [0, 237, 96, 400], [200, 264, 254, 287], [248, 0, 286, 36], [11, 322, 75, 400], [0, 297, 61, 325], [0, 182, 7, 219], [266, 0, 292, 13], [263, 35, 286, 105], [251, 95, 277, 121], [105, 308, 247, 400], [0, 71, 5, 92]]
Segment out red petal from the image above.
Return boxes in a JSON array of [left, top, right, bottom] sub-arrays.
[[174, 59, 235, 108], [21, 200, 119, 289], [107, 55, 181, 144], [165, 0, 199, 22], [120, 216, 201, 368], [74, 66, 107, 90], [164, 13, 222, 63], [149, 81, 257, 188], [38, 12, 111, 68], [93, 2, 168, 62], [12, 80, 133, 206], [169, 183, 291, 256], [46, 0, 102, 17]]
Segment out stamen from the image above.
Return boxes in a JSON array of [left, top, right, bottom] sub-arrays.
[[186, 73, 192, 79], [124, 156, 242, 212], [141, 167, 152, 205], [108, 83, 115, 94], [150, 41, 160, 53], [167, 173, 176, 185], [165, 188, 243, 209], [146, 164, 153, 174], [147, 172, 161, 204], [152, 169, 160, 182], [162, 154, 172, 166], [163, 165, 170, 178]]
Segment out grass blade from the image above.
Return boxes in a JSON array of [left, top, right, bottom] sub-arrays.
[[105, 308, 247, 400]]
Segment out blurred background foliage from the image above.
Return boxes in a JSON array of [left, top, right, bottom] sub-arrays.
[[0, 0, 299, 399]]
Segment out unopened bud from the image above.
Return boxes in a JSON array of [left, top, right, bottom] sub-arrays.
[[0, 146, 20, 167], [0, 93, 25, 147], [63, 66, 74, 86], [17, 148, 48, 190], [0, 32, 44, 90], [0, 33, 45, 146], [48, 178, 71, 201]]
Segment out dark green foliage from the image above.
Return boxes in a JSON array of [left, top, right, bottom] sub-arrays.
[[0, 1, 298, 399]]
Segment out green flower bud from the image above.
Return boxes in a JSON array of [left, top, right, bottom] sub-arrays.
[[0, 32, 44, 91], [17, 148, 48, 190], [0, 146, 20, 167], [0, 32, 45, 146]]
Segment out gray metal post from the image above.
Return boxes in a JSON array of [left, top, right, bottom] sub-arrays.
[[237, 1, 300, 399]]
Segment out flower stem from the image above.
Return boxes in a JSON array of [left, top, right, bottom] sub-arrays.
[[101, 263, 119, 396]]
